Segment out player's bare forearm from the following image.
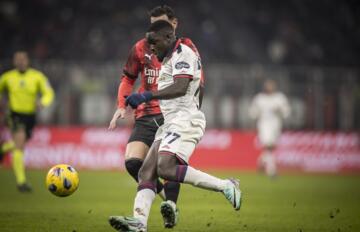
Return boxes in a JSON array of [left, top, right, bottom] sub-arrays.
[[117, 75, 136, 108], [152, 78, 190, 100]]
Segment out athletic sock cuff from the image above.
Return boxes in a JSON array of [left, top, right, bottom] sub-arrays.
[[138, 181, 157, 193]]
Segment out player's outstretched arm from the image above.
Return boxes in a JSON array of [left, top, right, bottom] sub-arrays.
[[125, 78, 191, 109], [109, 73, 137, 129], [152, 78, 190, 100], [38, 72, 55, 109], [108, 108, 126, 130]]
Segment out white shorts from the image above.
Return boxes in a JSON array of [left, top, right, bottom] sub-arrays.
[[258, 123, 281, 147], [155, 119, 205, 163]]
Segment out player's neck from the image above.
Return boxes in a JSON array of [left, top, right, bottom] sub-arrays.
[[161, 39, 178, 62], [17, 68, 29, 74]]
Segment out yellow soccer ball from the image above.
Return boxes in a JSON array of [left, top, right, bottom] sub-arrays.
[[45, 164, 79, 197]]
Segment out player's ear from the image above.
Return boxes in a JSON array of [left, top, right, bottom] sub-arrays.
[[171, 18, 178, 29]]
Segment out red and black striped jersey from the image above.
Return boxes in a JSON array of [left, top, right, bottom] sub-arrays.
[[117, 37, 204, 119]]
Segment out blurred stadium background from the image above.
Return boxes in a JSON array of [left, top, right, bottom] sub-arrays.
[[1, 0, 359, 129], [0, 0, 359, 231]]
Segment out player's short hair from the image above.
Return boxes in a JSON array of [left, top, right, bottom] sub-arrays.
[[147, 20, 174, 34], [13, 50, 29, 58], [149, 5, 176, 20], [14, 50, 27, 54]]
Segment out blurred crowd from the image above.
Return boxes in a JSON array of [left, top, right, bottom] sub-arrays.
[[0, 0, 359, 65], [0, 0, 359, 129]]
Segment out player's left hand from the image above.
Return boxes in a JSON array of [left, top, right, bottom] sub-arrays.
[[125, 91, 153, 109]]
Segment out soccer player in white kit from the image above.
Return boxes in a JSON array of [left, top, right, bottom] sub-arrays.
[[108, 20, 242, 232], [249, 79, 290, 178]]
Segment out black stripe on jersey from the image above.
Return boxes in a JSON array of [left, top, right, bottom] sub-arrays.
[[123, 70, 137, 79]]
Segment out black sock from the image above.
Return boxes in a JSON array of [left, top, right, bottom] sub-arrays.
[[164, 181, 181, 203], [125, 158, 164, 193], [125, 158, 143, 182], [156, 179, 164, 194]]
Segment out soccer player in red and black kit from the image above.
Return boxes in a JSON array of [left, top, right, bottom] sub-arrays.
[[108, 5, 204, 228]]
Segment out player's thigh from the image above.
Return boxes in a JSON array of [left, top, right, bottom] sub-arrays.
[[125, 141, 149, 160], [157, 150, 180, 178], [8, 113, 28, 149], [24, 114, 36, 140], [126, 114, 163, 160]]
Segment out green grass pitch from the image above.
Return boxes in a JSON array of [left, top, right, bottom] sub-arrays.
[[0, 168, 359, 232]]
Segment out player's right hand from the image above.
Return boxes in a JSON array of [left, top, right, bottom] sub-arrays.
[[108, 108, 126, 130]]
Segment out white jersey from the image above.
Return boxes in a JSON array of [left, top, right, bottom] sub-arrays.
[[158, 41, 205, 128], [249, 92, 290, 146], [154, 40, 205, 163]]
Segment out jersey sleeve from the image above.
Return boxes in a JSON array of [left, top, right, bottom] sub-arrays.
[[0, 74, 7, 101], [117, 76, 136, 108], [123, 44, 141, 80], [117, 44, 141, 108], [172, 47, 197, 80], [37, 72, 55, 107], [181, 38, 205, 87], [181, 38, 200, 56]]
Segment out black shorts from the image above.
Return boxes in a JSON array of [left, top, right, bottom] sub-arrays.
[[128, 114, 164, 147], [7, 111, 36, 140]]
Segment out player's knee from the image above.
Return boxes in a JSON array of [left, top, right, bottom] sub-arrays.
[[125, 158, 143, 182]]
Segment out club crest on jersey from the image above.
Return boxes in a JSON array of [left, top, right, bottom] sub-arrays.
[[175, 61, 190, 69]]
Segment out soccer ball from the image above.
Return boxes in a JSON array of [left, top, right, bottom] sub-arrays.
[[45, 164, 79, 197]]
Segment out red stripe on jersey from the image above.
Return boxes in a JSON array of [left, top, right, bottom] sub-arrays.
[[173, 74, 193, 79]]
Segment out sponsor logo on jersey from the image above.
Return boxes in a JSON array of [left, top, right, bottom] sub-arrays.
[[175, 61, 190, 69], [144, 67, 159, 84]]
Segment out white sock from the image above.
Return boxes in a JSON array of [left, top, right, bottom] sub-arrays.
[[265, 152, 277, 177], [183, 166, 228, 191], [133, 189, 156, 226]]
